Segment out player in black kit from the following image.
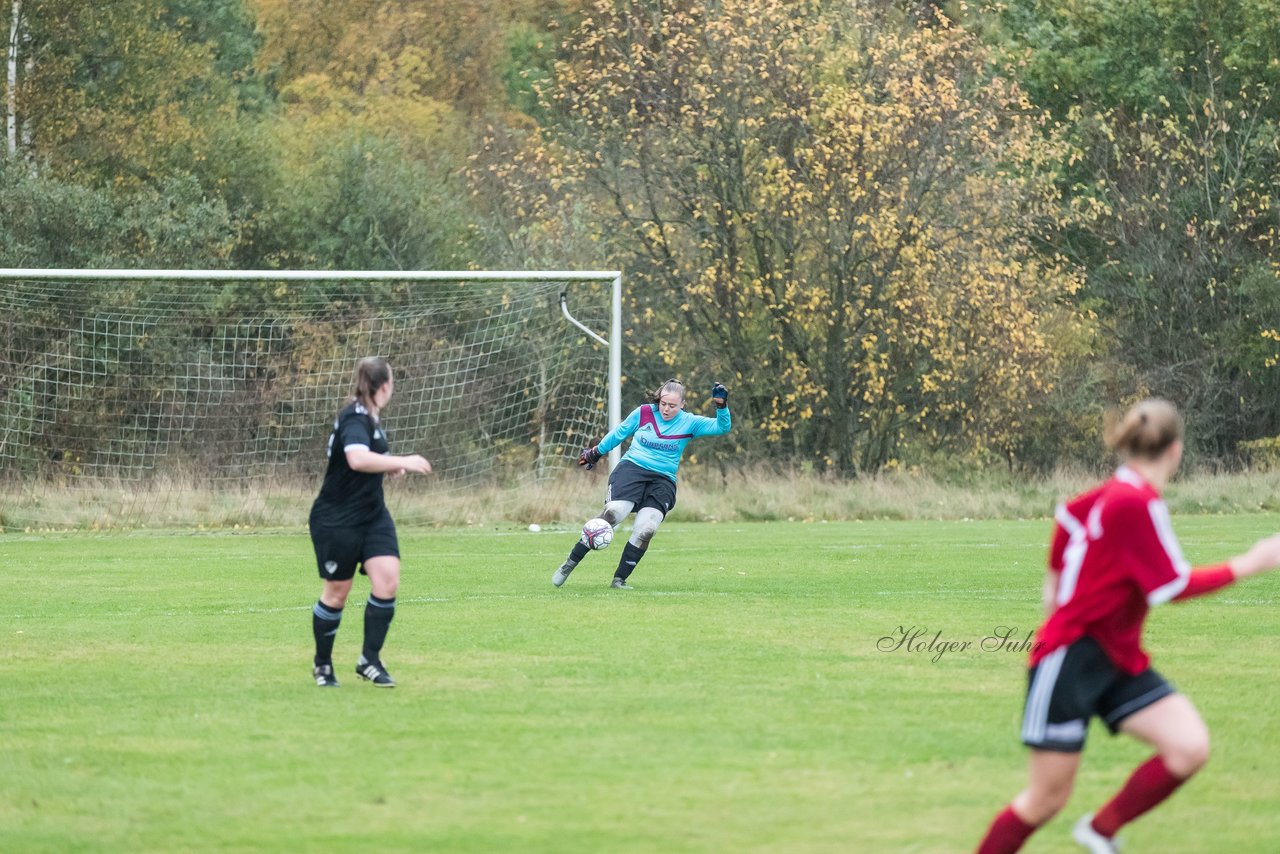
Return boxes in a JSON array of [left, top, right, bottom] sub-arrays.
[[308, 357, 431, 688]]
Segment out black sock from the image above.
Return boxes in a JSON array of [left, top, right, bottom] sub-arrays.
[[362, 595, 396, 664], [312, 601, 343, 666], [564, 540, 591, 567], [614, 541, 647, 581]]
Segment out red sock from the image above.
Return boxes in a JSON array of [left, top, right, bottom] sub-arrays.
[[1092, 755, 1187, 837], [976, 805, 1037, 854]]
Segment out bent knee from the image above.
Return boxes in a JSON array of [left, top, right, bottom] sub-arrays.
[[631, 510, 663, 544], [601, 503, 630, 526], [1012, 787, 1071, 826], [1164, 735, 1210, 778]]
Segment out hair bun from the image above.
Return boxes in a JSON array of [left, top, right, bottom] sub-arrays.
[[1103, 399, 1182, 459]]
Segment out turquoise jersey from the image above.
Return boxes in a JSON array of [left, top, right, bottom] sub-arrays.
[[596, 404, 731, 482]]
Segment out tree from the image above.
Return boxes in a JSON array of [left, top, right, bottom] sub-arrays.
[[9, 1, 260, 191], [987, 0, 1280, 457], [248, 0, 585, 114], [493, 0, 1084, 472], [0, 154, 235, 267], [6, 0, 27, 156]]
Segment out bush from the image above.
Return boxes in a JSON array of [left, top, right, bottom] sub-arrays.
[[1239, 436, 1280, 471]]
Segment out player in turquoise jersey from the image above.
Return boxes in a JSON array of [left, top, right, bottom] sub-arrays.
[[552, 378, 731, 589]]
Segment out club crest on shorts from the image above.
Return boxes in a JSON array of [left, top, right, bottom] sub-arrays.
[[324, 560, 338, 575]]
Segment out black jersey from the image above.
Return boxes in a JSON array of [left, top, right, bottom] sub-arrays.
[[310, 402, 390, 527]]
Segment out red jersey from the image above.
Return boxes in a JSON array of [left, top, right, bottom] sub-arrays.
[[1030, 466, 1192, 675]]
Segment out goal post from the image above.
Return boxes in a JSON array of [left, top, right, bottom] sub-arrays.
[[0, 269, 622, 531]]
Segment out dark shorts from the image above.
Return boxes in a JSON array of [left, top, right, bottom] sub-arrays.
[[309, 506, 400, 581], [1020, 636, 1175, 752], [607, 460, 677, 516]]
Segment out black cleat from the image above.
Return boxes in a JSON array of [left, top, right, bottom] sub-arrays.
[[356, 659, 396, 687], [313, 663, 340, 687]]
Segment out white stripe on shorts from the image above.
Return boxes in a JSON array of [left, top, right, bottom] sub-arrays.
[[1022, 646, 1068, 745], [1103, 685, 1173, 727]]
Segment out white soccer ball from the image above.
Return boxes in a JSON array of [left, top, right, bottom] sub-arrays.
[[527, 523, 541, 533], [582, 517, 614, 550]]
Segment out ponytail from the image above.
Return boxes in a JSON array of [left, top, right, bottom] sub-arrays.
[[1104, 398, 1183, 460], [350, 356, 392, 413]]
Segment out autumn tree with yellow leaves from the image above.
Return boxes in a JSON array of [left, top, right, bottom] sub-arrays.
[[493, 0, 1085, 472]]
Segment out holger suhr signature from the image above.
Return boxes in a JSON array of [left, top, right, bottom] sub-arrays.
[[876, 625, 1044, 663]]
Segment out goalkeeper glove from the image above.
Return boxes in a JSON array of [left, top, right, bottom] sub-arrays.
[[578, 445, 603, 469], [711, 382, 729, 409]]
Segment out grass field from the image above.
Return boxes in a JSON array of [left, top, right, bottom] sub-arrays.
[[3, 518, 1278, 852]]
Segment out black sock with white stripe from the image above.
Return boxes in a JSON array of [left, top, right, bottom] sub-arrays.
[[362, 595, 396, 664], [614, 541, 647, 582], [312, 601, 343, 666]]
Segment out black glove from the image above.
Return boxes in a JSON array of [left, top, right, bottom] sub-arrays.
[[711, 382, 729, 409], [578, 445, 603, 469]]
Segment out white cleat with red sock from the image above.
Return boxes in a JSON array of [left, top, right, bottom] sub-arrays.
[[1072, 814, 1121, 853]]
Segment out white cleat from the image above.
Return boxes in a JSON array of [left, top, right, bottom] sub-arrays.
[[1072, 814, 1120, 853], [552, 564, 574, 587]]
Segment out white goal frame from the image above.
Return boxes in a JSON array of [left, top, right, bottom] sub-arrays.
[[0, 268, 624, 468]]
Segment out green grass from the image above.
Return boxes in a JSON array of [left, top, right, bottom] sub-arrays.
[[2, 518, 1278, 852]]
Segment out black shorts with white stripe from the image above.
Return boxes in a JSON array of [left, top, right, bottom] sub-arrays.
[[1021, 635, 1175, 753], [309, 506, 400, 581]]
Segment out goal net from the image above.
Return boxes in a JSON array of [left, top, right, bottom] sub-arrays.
[[0, 270, 619, 532]]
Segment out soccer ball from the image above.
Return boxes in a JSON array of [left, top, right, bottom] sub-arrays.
[[582, 517, 613, 550]]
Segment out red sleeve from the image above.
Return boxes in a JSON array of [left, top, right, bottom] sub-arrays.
[[1114, 495, 1190, 605], [1047, 519, 1069, 572], [1172, 564, 1236, 601]]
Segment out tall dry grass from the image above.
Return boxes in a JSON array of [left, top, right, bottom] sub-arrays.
[[5, 465, 1280, 532], [674, 465, 1280, 522]]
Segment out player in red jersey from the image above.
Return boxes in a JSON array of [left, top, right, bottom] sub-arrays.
[[976, 399, 1280, 853]]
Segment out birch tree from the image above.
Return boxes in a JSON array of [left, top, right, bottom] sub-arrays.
[[6, 0, 22, 155]]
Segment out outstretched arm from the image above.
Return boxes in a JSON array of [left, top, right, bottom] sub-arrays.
[[688, 382, 732, 437], [578, 407, 643, 468], [1174, 533, 1280, 601], [595, 407, 642, 455]]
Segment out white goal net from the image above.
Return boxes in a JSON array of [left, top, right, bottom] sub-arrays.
[[0, 270, 620, 532]]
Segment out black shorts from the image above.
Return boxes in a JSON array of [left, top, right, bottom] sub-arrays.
[[1021, 636, 1175, 752], [607, 460, 677, 516], [309, 506, 400, 581]]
